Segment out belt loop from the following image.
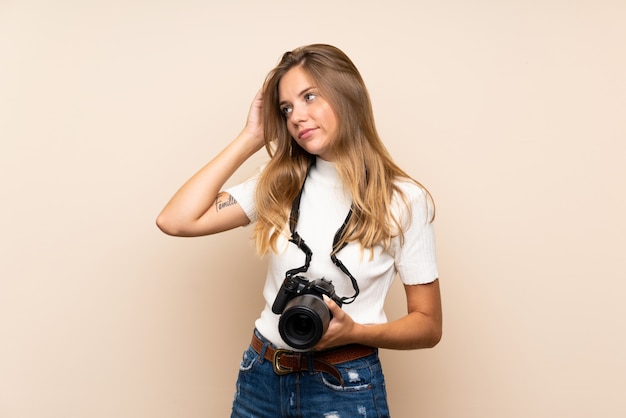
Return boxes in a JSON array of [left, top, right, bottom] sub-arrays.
[[259, 342, 268, 364], [255, 330, 269, 365], [306, 352, 315, 373]]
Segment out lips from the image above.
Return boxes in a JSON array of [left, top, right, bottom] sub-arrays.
[[298, 128, 316, 140]]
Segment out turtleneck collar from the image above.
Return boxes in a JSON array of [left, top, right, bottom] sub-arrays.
[[309, 157, 341, 186]]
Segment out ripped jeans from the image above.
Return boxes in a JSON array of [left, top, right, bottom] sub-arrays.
[[231, 329, 391, 418]]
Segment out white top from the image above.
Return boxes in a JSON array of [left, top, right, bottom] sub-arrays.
[[226, 158, 438, 349]]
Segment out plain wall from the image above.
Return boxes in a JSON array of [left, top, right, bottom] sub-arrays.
[[2, 1, 625, 417]]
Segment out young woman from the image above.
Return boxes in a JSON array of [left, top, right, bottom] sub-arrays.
[[157, 44, 442, 418]]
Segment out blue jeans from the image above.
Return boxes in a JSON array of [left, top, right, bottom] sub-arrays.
[[231, 330, 391, 418]]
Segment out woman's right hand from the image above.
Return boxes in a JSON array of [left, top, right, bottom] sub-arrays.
[[241, 89, 265, 151]]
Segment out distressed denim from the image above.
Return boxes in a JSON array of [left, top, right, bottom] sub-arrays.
[[231, 329, 390, 418]]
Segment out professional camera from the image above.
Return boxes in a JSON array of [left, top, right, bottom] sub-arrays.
[[272, 275, 343, 349]]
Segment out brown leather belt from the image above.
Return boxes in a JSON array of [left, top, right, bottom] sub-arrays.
[[251, 332, 376, 386]]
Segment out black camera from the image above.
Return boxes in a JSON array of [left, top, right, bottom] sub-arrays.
[[272, 275, 343, 349]]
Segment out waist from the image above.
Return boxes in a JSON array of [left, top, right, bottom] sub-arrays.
[[251, 330, 376, 385]]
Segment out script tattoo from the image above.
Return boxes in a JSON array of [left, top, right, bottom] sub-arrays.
[[215, 193, 238, 212]]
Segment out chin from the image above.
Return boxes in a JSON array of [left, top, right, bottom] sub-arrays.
[[304, 146, 330, 158]]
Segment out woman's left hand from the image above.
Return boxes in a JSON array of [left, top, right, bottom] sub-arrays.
[[314, 297, 360, 350], [314, 280, 442, 351]]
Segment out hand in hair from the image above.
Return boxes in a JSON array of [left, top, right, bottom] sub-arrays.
[[242, 89, 265, 150]]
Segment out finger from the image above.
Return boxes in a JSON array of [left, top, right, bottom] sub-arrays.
[[323, 295, 342, 315]]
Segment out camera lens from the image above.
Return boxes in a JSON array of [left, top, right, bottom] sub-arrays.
[[290, 314, 314, 337], [278, 294, 330, 349]]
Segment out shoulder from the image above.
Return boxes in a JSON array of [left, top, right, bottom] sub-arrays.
[[393, 178, 431, 209], [395, 179, 428, 200], [392, 178, 435, 226]]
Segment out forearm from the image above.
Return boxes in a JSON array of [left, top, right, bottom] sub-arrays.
[[354, 280, 442, 350], [354, 311, 442, 350], [320, 281, 442, 351], [156, 130, 262, 236]]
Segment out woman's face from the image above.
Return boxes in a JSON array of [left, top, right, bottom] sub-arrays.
[[277, 66, 338, 161]]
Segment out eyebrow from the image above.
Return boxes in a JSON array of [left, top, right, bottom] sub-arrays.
[[278, 86, 316, 107]]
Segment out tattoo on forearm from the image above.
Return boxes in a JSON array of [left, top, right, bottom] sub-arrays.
[[215, 194, 238, 212]]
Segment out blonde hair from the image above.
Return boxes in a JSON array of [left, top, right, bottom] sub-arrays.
[[253, 44, 433, 255]]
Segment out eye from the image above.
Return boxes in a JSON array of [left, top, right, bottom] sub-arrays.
[[280, 105, 293, 116], [304, 92, 317, 102]]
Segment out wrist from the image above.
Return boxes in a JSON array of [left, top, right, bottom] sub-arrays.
[[351, 323, 371, 346], [234, 130, 264, 156]]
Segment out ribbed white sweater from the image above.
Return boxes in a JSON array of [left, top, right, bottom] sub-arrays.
[[226, 158, 438, 350]]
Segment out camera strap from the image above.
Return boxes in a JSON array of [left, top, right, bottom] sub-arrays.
[[285, 163, 360, 305]]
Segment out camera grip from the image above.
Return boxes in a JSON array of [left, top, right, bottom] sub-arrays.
[[272, 287, 291, 314]]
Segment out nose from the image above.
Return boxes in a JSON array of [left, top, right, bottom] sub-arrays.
[[290, 103, 308, 124]]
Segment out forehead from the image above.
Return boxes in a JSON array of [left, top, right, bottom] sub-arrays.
[[278, 66, 315, 100]]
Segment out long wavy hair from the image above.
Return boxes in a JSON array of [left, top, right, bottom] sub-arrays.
[[253, 44, 433, 255]]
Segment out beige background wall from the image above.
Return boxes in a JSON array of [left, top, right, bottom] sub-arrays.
[[2, 1, 625, 417]]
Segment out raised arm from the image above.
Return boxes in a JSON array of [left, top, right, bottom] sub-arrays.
[[156, 91, 265, 237]]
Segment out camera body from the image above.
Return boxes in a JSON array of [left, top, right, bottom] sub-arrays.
[[272, 275, 343, 349]]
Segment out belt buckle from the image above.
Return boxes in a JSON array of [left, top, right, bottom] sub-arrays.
[[272, 349, 293, 375]]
